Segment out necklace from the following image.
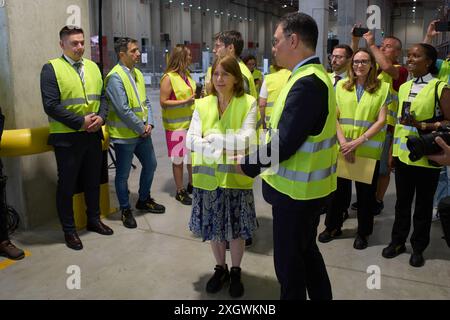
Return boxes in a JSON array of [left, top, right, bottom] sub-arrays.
[[218, 96, 232, 117]]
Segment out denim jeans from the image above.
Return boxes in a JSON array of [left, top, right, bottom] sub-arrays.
[[434, 166, 450, 208], [114, 137, 157, 209]]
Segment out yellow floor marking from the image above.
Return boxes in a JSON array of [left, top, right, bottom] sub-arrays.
[[0, 251, 31, 271]]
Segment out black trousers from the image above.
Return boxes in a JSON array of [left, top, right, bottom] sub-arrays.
[[392, 158, 440, 253], [264, 183, 332, 300], [0, 161, 9, 242], [325, 161, 380, 236], [0, 202, 8, 242], [54, 134, 103, 234]]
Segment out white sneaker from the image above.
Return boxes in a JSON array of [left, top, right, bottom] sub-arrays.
[[432, 207, 440, 222]]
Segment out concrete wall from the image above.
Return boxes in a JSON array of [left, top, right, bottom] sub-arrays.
[[0, 0, 90, 229]]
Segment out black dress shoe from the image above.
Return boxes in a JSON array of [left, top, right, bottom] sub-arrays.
[[206, 265, 230, 293], [318, 228, 342, 243], [64, 233, 83, 251], [86, 221, 114, 235], [353, 234, 368, 250], [409, 252, 425, 268], [382, 243, 406, 259]]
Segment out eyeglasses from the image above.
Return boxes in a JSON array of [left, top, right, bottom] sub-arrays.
[[331, 55, 346, 60], [272, 33, 292, 47], [353, 60, 370, 66]]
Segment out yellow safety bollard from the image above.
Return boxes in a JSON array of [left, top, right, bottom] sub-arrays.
[[0, 127, 112, 229]]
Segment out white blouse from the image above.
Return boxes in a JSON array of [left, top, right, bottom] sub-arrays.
[[186, 98, 258, 161]]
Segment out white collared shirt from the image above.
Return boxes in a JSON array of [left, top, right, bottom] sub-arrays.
[[291, 55, 320, 74]]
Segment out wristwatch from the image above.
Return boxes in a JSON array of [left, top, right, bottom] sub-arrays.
[[420, 122, 427, 131]]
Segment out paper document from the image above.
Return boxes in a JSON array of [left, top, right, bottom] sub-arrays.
[[336, 154, 376, 184]]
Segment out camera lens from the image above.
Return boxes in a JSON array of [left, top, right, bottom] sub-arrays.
[[406, 135, 425, 161]]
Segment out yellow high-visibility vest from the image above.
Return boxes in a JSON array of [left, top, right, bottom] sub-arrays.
[[48, 57, 102, 134], [261, 63, 338, 200], [337, 80, 389, 160], [393, 78, 448, 168], [191, 94, 256, 190], [105, 64, 148, 139], [161, 72, 196, 131], [263, 69, 291, 124]]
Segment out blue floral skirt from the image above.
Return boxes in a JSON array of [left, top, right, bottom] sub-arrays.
[[189, 187, 257, 242]]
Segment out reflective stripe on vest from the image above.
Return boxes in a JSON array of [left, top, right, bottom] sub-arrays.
[[105, 64, 148, 139], [337, 80, 389, 160], [48, 58, 102, 134], [261, 63, 338, 200], [393, 78, 447, 168], [191, 94, 257, 190], [161, 72, 196, 131]]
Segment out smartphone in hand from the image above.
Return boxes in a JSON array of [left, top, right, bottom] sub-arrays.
[[435, 21, 450, 32], [353, 27, 370, 37]]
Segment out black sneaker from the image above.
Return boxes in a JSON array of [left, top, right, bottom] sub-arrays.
[[229, 267, 244, 298], [122, 208, 137, 229], [136, 197, 165, 214], [187, 183, 193, 194], [351, 202, 358, 211], [245, 238, 253, 248], [206, 265, 230, 293], [318, 228, 342, 243], [176, 189, 192, 205], [382, 243, 406, 259]]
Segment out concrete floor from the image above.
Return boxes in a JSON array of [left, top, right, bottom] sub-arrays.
[[1, 88, 450, 300]]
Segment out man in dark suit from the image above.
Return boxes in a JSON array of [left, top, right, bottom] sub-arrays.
[[239, 12, 336, 300], [40, 26, 113, 251]]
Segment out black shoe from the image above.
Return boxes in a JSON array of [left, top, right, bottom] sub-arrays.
[[353, 234, 368, 250], [64, 233, 83, 251], [229, 267, 244, 298], [187, 183, 193, 194], [176, 189, 192, 205], [86, 221, 114, 235], [373, 200, 384, 216], [121, 208, 137, 229], [136, 197, 165, 214], [318, 228, 342, 243], [245, 238, 253, 248], [351, 202, 358, 211], [382, 243, 406, 259], [206, 265, 230, 293], [409, 252, 425, 268], [343, 210, 349, 222]]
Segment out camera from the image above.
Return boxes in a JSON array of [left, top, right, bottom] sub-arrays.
[[406, 125, 450, 162]]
